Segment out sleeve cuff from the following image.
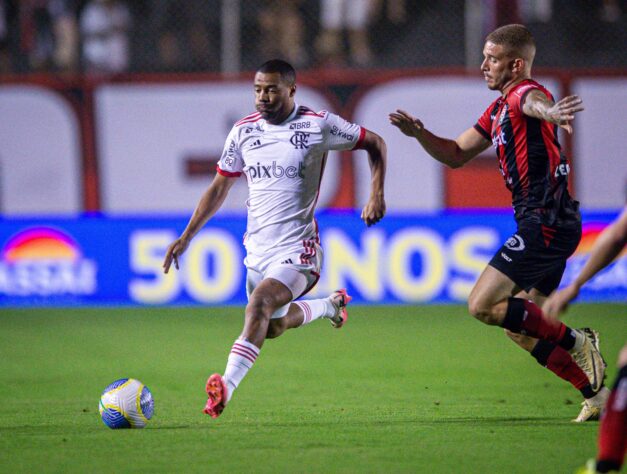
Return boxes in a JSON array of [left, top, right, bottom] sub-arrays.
[[216, 165, 242, 177], [352, 126, 367, 150], [473, 124, 491, 141]]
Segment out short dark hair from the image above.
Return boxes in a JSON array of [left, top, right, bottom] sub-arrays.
[[257, 59, 296, 85], [486, 24, 536, 62]]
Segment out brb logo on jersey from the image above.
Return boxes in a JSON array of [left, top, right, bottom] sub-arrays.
[[290, 131, 310, 149], [247, 161, 306, 182], [0, 227, 97, 296]]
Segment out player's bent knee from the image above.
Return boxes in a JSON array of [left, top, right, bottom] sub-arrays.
[[246, 295, 276, 321], [467, 298, 499, 325], [467, 294, 482, 317]]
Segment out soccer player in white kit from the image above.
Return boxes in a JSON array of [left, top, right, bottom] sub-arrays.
[[162, 59, 387, 418]]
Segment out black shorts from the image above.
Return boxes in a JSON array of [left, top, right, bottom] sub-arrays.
[[488, 218, 582, 296]]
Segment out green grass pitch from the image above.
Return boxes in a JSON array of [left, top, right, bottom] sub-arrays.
[[0, 304, 624, 473]]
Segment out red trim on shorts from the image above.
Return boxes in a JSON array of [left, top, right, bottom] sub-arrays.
[[297, 271, 320, 299], [216, 165, 242, 177], [300, 239, 317, 264]]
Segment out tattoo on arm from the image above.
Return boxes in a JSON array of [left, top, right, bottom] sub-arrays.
[[522, 90, 552, 121]]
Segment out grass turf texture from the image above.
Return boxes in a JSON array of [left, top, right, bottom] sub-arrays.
[[0, 304, 624, 473]]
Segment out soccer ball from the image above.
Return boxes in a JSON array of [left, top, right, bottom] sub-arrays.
[[99, 378, 154, 429]]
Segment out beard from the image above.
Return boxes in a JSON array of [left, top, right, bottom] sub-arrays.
[[256, 103, 287, 124], [258, 108, 277, 121]]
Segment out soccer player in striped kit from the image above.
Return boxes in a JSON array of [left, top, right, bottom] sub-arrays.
[[163, 59, 387, 418], [389, 24, 608, 422]]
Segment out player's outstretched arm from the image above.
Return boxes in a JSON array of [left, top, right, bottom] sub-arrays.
[[163, 174, 236, 273], [522, 91, 584, 134], [358, 129, 387, 227], [544, 206, 627, 317], [388, 109, 489, 168]]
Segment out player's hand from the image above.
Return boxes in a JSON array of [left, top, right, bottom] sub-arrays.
[[543, 284, 580, 319], [546, 95, 584, 134], [361, 195, 386, 227], [388, 109, 424, 138], [163, 237, 190, 274]]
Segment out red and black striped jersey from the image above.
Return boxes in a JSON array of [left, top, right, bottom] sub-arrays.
[[474, 79, 579, 225]]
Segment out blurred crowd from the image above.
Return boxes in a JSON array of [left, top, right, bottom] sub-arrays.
[[0, 0, 624, 75]]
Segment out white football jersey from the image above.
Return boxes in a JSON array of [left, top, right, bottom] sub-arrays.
[[217, 104, 364, 259]]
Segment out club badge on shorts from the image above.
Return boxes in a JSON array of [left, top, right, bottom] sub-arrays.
[[505, 234, 525, 251]]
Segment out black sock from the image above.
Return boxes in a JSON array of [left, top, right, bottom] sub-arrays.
[[596, 460, 621, 473], [530, 339, 555, 366], [501, 297, 524, 332], [580, 384, 596, 399], [557, 328, 577, 351]]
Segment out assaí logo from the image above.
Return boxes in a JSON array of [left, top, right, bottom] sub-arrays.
[[0, 227, 97, 296]]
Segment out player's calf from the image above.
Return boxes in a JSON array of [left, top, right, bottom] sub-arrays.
[[266, 317, 289, 339]]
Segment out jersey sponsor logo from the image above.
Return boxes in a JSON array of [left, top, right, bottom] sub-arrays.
[[492, 130, 507, 148], [500, 252, 512, 262], [290, 131, 310, 149], [289, 121, 311, 130], [222, 139, 239, 165], [223, 139, 237, 162], [330, 125, 354, 141], [247, 161, 306, 182], [504, 234, 525, 251], [554, 163, 570, 178]]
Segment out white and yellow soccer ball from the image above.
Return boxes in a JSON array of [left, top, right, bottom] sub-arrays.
[[99, 378, 154, 429]]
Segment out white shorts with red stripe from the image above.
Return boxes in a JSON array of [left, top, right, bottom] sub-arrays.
[[245, 240, 323, 319]]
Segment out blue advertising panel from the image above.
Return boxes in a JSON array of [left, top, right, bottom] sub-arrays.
[[0, 211, 624, 307]]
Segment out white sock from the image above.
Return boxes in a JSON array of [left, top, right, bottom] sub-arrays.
[[223, 338, 260, 402], [295, 298, 336, 326]]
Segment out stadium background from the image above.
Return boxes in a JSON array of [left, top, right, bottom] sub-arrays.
[[0, 0, 626, 306]]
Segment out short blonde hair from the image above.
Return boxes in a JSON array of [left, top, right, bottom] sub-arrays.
[[486, 24, 536, 63]]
